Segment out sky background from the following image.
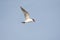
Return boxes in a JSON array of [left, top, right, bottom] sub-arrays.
[[0, 0, 60, 40]]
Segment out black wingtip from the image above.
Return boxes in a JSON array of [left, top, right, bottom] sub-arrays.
[[21, 22, 25, 24], [20, 6, 28, 13], [20, 6, 22, 9]]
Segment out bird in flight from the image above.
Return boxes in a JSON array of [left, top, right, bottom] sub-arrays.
[[20, 6, 35, 24]]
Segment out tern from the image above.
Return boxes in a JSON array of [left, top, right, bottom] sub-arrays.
[[20, 6, 35, 23]]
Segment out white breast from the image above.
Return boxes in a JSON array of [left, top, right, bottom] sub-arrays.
[[25, 19, 33, 22]]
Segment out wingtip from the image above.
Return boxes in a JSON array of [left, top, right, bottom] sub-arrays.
[[20, 6, 24, 10], [20, 6, 22, 8]]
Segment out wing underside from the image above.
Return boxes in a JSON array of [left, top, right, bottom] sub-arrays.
[[20, 6, 30, 20]]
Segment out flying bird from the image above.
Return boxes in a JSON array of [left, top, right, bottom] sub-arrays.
[[20, 6, 35, 23]]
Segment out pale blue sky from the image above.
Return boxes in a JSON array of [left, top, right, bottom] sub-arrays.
[[0, 0, 60, 40]]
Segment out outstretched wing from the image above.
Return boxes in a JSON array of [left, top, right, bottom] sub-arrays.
[[20, 6, 30, 20]]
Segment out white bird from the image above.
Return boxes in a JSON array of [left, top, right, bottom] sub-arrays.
[[20, 6, 35, 23]]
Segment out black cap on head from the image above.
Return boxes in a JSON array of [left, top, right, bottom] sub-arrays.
[[32, 19, 35, 22]]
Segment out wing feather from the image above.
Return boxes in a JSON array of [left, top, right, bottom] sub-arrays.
[[20, 6, 30, 20]]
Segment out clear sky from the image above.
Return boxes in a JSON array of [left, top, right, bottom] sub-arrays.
[[0, 0, 60, 40]]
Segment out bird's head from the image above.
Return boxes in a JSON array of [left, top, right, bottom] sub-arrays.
[[32, 19, 35, 22]]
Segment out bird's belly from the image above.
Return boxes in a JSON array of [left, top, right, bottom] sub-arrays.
[[25, 19, 33, 22]]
